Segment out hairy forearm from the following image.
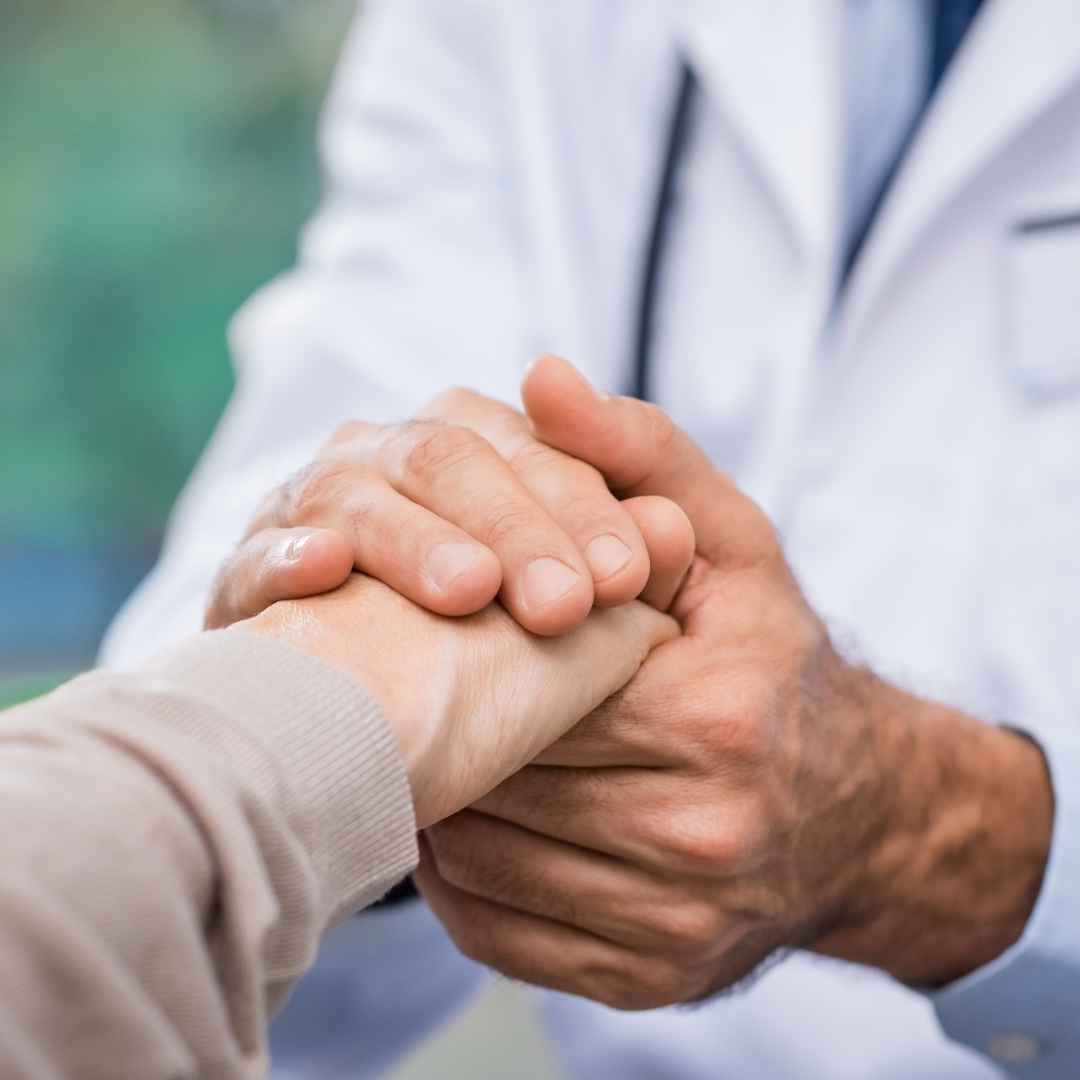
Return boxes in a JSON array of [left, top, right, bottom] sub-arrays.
[[812, 672, 1054, 987]]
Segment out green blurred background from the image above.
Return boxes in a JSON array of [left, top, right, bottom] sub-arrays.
[[1, 7, 562, 1073], [0, 5, 572, 1073], [0, 0, 356, 704]]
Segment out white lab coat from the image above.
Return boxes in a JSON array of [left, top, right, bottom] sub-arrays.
[[103, 2, 1080, 1076]]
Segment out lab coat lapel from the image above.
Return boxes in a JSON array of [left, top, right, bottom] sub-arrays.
[[838, 0, 1080, 348], [677, 0, 843, 270]]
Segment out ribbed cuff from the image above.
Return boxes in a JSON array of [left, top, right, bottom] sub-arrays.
[[142, 628, 418, 921]]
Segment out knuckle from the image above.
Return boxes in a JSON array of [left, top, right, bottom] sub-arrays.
[[284, 460, 350, 522], [507, 438, 570, 476], [640, 961, 689, 1008], [447, 921, 490, 966], [426, 387, 526, 437], [434, 842, 494, 897], [648, 901, 721, 954], [426, 822, 484, 886], [336, 484, 384, 535], [660, 810, 754, 873], [397, 422, 491, 484], [425, 386, 481, 417], [662, 814, 719, 869], [623, 803, 683, 863], [595, 960, 685, 1011], [483, 501, 542, 548], [619, 806, 686, 870], [328, 418, 369, 446], [555, 490, 623, 538], [711, 676, 774, 762], [675, 686, 732, 745], [467, 924, 521, 976], [592, 981, 639, 1011], [667, 688, 763, 772], [427, 818, 535, 911], [717, 816, 765, 870], [586, 965, 639, 1011]]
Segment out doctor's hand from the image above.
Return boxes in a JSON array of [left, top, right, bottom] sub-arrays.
[[246, 572, 678, 829], [205, 385, 693, 638], [415, 357, 1054, 1006]]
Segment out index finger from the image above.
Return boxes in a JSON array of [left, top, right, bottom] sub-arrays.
[[419, 388, 651, 608]]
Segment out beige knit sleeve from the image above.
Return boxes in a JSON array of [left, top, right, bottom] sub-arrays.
[[0, 627, 418, 1079]]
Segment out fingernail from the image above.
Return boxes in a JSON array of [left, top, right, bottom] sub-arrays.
[[284, 533, 316, 562], [427, 542, 485, 592], [584, 533, 632, 581], [522, 557, 581, 610]]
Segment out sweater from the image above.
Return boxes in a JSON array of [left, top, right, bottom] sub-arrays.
[[0, 628, 418, 1078]]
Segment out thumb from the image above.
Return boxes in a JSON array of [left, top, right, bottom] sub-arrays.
[[205, 527, 354, 629], [522, 355, 773, 566], [620, 495, 695, 610]]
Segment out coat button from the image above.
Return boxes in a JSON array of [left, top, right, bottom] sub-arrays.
[[987, 1033, 1040, 1065]]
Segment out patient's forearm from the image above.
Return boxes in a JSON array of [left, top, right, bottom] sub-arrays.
[[0, 629, 417, 1080]]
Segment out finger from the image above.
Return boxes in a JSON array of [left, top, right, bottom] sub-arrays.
[[420, 390, 650, 608], [205, 527, 353, 629], [424, 600, 679, 822], [471, 765, 687, 865], [416, 840, 672, 1010], [529, 628, 694, 768], [522, 356, 777, 567], [373, 420, 595, 634], [620, 496, 695, 610], [426, 810, 680, 951], [255, 464, 503, 617]]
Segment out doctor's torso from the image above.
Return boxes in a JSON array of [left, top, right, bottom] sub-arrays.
[[506, 3, 1080, 1076]]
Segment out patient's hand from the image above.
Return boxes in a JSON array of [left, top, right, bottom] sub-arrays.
[[246, 574, 677, 828], [205, 378, 694, 637]]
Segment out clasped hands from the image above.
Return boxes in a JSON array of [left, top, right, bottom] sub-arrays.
[[228, 356, 1053, 1008]]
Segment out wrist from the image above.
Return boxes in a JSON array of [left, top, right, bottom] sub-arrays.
[[243, 597, 438, 796], [811, 675, 1054, 986]]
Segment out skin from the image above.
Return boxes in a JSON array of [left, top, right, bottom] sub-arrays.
[[244, 494, 689, 828], [215, 355, 1055, 1008], [417, 359, 1055, 1003], [206, 389, 667, 636]]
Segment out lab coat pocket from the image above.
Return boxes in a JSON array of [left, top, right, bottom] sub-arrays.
[[1006, 207, 1080, 399]]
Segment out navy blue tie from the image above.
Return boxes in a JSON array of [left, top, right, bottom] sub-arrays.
[[931, 0, 987, 94]]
